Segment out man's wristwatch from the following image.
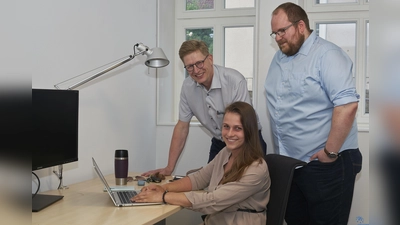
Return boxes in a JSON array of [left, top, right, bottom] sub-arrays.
[[324, 147, 338, 159]]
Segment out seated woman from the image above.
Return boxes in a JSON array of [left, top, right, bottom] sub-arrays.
[[131, 101, 270, 224]]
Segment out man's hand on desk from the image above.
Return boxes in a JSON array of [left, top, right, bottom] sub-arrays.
[[141, 167, 173, 176]]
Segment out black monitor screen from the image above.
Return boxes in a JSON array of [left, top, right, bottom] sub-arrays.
[[32, 89, 79, 171]]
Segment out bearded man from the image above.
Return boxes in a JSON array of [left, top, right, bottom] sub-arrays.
[[265, 3, 362, 225]]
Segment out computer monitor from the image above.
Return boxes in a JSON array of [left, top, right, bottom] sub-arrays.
[[32, 88, 79, 212]]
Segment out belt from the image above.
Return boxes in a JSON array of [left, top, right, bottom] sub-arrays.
[[237, 208, 266, 213]]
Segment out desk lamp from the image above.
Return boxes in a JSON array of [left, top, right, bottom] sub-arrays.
[[54, 43, 169, 90], [51, 42, 169, 185]]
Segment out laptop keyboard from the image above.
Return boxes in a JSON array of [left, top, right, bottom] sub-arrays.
[[117, 191, 137, 203]]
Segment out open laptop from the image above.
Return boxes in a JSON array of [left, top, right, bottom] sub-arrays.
[[92, 157, 161, 207]]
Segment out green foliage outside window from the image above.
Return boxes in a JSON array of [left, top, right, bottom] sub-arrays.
[[186, 0, 214, 10]]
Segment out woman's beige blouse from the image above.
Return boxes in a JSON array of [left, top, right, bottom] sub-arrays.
[[184, 147, 271, 225]]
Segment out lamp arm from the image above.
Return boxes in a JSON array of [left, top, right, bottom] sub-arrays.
[[54, 43, 168, 90], [61, 55, 135, 90]]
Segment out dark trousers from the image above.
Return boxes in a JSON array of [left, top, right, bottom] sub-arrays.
[[285, 148, 362, 225], [208, 130, 267, 163]]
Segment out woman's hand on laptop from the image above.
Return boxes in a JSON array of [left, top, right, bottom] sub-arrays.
[[131, 185, 164, 203], [140, 184, 164, 192]]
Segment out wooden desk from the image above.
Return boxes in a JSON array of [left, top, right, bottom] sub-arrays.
[[32, 173, 182, 225]]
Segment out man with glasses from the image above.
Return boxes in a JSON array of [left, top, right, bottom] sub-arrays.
[[265, 3, 362, 225], [143, 39, 267, 176]]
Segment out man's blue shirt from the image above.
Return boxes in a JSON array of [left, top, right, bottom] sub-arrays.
[[265, 31, 359, 162]]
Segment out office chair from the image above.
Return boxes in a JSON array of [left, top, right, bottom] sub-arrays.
[[265, 154, 307, 225]]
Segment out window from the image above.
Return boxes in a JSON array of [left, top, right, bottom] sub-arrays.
[[304, 0, 369, 131], [173, 0, 257, 122], [224, 26, 254, 99], [317, 0, 357, 4], [185, 0, 254, 10], [186, 0, 214, 10]]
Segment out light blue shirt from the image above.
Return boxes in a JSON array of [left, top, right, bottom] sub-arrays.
[[265, 31, 359, 162]]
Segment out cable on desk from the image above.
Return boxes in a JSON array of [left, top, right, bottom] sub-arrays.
[[53, 166, 63, 189], [32, 172, 40, 197]]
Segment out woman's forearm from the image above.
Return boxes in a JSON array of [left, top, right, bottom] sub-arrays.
[[133, 174, 194, 207], [162, 176, 192, 192], [163, 191, 192, 207]]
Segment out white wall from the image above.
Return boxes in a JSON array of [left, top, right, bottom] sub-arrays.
[[26, 0, 167, 192]]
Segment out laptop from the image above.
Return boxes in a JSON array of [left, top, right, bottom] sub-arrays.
[[92, 157, 161, 207]]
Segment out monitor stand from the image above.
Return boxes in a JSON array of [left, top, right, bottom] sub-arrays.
[[32, 194, 64, 212]]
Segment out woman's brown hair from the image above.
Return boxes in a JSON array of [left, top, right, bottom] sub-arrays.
[[220, 101, 264, 184]]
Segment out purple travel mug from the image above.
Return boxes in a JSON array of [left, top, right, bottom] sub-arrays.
[[115, 149, 128, 185]]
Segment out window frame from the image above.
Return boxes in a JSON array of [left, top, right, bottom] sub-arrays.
[[176, 1, 256, 19], [305, 0, 370, 131], [304, 0, 369, 12]]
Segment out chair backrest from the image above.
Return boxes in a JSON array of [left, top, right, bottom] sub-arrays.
[[265, 154, 307, 225]]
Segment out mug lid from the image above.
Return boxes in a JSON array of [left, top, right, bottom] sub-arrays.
[[115, 149, 128, 157]]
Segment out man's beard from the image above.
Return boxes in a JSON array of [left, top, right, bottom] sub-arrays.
[[278, 31, 305, 56]]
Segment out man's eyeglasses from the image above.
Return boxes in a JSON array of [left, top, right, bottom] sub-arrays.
[[184, 55, 209, 73], [270, 20, 300, 39]]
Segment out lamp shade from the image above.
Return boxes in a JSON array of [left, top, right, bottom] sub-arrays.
[[144, 47, 170, 68]]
